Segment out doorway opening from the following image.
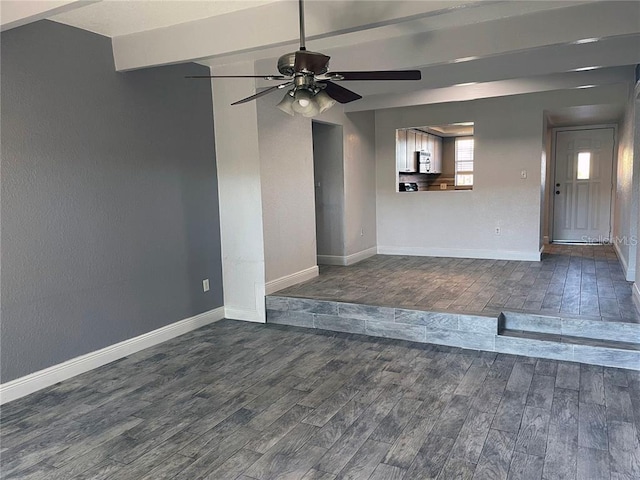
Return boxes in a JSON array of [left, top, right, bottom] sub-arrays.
[[311, 121, 344, 264]]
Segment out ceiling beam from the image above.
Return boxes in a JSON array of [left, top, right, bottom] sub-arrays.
[[344, 67, 634, 112], [306, 2, 640, 73], [112, 1, 637, 77], [110, 1, 492, 71], [318, 34, 640, 97]]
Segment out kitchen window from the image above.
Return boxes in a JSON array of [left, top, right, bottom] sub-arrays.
[[455, 137, 474, 187]]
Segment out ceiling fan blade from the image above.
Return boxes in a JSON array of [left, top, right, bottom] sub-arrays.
[[186, 75, 288, 80], [231, 82, 293, 105], [294, 51, 330, 74], [329, 70, 422, 81], [321, 81, 362, 104]]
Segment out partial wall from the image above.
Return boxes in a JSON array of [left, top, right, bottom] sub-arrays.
[[376, 85, 629, 261], [614, 82, 639, 281], [257, 95, 317, 290], [212, 62, 266, 321]]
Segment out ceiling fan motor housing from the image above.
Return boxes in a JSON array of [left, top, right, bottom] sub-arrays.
[[277, 53, 296, 76], [278, 51, 329, 76]]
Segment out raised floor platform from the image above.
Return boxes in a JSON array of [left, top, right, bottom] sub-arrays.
[[268, 245, 640, 370], [267, 296, 640, 370]]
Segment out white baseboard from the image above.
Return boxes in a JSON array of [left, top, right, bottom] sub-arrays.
[[317, 247, 377, 266], [613, 242, 635, 281], [265, 266, 318, 295], [0, 307, 225, 405], [224, 306, 265, 323], [376, 246, 541, 262], [317, 254, 346, 266]]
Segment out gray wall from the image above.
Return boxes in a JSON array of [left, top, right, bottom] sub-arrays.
[[1, 21, 223, 382]]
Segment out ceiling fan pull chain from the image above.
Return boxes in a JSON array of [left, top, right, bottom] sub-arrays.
[[298, 0, 306, 51]]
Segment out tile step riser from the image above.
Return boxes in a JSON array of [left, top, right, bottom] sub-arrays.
[[266, 297, 639, 370], [268, 311, 639, 371], [500, 311, 640, 343]]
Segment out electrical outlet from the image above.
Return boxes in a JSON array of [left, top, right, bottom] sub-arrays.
[[495, 227, 501, 236], [202, 279, 210, 292], [520, 170, 527, 179], [360, 228, 364, 237]]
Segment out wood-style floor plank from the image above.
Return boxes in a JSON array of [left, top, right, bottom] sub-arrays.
[[2, 319, 638, 480]]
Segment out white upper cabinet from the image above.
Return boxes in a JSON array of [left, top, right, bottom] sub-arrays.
[[397, 129, 418, 172], [397, 129, 444, 174]]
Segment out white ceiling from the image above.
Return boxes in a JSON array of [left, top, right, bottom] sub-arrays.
[[3, 0, 638, 122], [50, 0, 281, 37]]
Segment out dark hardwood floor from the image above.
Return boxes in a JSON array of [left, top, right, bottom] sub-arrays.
[[1, 319, 639, 479]]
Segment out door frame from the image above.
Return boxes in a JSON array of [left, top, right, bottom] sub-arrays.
[[548, 124, 618, 243]]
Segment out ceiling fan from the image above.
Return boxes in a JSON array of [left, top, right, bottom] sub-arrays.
[[187, 0, 421, 117]]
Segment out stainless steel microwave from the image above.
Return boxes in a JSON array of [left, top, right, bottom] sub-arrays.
[[417, 150, 432, 173]]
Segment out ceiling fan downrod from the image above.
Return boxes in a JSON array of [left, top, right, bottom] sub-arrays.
[[298, 0, 306, 51]]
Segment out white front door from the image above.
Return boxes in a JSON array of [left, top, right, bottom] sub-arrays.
[[553, 128, 615, 243]]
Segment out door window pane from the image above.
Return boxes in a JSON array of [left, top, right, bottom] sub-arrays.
[[577, 152, 590, 180]]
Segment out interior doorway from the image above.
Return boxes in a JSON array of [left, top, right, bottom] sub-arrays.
[[311, 121, 344, 264], [552, 127, 615, 243]]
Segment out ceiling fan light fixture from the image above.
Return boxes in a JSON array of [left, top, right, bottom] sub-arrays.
[[276, 87, 336, 118], [276, 91, 295, 115], [315, 90, 336, 114], [292, 88, 319, 116]]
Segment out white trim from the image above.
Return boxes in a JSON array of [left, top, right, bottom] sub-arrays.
[[317, 247, 377, 266], [317, 255, 345, 266], [254, 282, 267, 323], [376, 246, 541, 261], [613, 241, 636, 281], [264, 266, 319, 295], [224, 306, 264, 323], [0, 307, 225, 405], [633, 282, 640, 310], [222, 282, 267, 323], [552, 124, 619, 134]]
